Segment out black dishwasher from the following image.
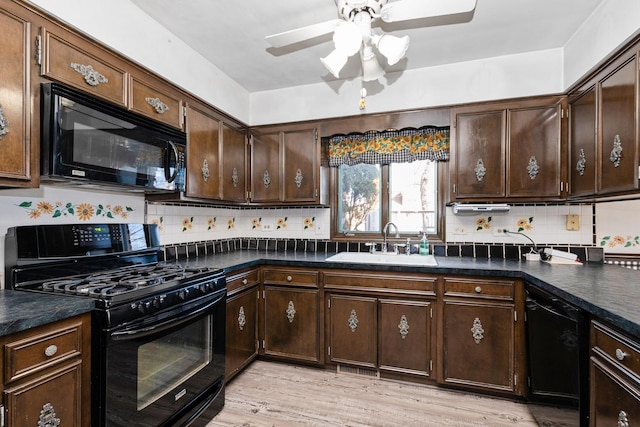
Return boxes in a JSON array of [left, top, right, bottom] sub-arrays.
[[525, 285, 589, 426]]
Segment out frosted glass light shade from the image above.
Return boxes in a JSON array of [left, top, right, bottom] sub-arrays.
[[333, 21, 362, 56], [361, 47, 384, 82], [375, 34, 410, 66], [321, 49, 348, 78]]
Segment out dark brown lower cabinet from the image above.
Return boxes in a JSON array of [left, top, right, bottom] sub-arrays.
[[441, 300, 515, 392], [226, 287, 258, 380], [590, 320, 640, 426], [439, 277, 524, 396], [379, 299, 432, 377], [263, 286, 321, 363], [2, 313, 91, 427], [327, 294, 377, 368]]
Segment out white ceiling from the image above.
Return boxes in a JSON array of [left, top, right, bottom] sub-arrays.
[[129, 0, 605, 94]]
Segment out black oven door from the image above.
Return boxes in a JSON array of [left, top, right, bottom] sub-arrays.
[[97, 291, 225, 427]]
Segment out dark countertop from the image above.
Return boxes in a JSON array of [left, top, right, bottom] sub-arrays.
[[4, 250, 638, 341], [0, 290, 94, 336], [184, 250, 640, 339]]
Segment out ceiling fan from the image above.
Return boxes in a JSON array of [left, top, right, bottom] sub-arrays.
[[265, 0, 478, 82]]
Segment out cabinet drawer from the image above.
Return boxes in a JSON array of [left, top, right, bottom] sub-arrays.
[[4, 320, 83, 383], [227, 268, 259, 294], [443, 277, 514, 301], [40, 27, 127, 107], [324, 271, 436, 295], [592, 320, 640, 377], [130, 75, 184, 129], [262, 269, 318, 287]]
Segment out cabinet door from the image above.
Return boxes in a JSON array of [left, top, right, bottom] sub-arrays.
[[379, 299, 433, 377], [328, 294, 377, 368], [263, 286, 320, 363], [0, 7, 32, 184], [130, 75, 184, 129], [221, 124, 247, 203], [569, 86, 597, 197], [590, 357, 640, 426], [250, 132, 281, 202], [452, 109, 506, 199], [441, 300, 516, 393], [4, 361, 82, 427], [39, 26, 127, 106], [185, 103, 221, 199], [282, 128, 318, 202], [226, 287, 258, 380], [507, 103, 562, 198], [598, 55, 638, 194]]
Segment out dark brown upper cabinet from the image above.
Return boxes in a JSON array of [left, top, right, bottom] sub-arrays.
[[450, 96, 566, 202]]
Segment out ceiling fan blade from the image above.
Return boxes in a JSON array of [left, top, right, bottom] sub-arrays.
[[381, 0, 477, 23], [265, 19, 343, 48]]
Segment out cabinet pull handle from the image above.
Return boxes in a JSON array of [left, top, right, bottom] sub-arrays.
[[0, 104, 8, 140], [70, 62, 108, 86], [474, 158, 486, 182], [145, 97, 170, 114], [238, 306, 246, 331], [615, 348, 629, 361], [232, 167, 239, 187], [294, 169, 303, 188], [263, 170, 271, 188], [286, 275, 293, 282], [44, 344, 58, 357], [286, 300, 296, 323], [527, 156, 540, 180], [610, 134, 623, 167], [471, 317, 485, 344], [38, 403, 60, 427], [398, 314, 409, 339], [576, 148, 586, 176], [242, 278, 248, 285], [474, 286, 482, 293], [618, 410, 629, 427], [348, 309, 359, 332], [202, 159, 210, 181]]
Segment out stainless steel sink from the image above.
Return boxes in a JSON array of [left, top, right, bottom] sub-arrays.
[[325, 252, 438, 267]]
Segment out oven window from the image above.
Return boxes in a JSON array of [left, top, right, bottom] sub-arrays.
[[137, 315, 212, 410]]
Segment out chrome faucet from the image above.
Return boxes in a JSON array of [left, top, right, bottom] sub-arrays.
[[382, 222, 399, 253]]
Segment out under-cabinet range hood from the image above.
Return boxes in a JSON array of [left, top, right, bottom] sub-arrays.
[[451, 203, 510, 215]]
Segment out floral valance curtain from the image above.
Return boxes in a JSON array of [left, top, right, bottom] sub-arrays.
[[327, 126, 450, 167]]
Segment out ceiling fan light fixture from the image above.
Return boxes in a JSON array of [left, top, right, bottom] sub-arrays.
[[374, 34, 410, 66], [333, 21, 362, 56], [361, 45, 385, 82], [321, 49, 349, 79]]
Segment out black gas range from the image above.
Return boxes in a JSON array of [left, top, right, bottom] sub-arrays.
[[5, 223, 226, 427]]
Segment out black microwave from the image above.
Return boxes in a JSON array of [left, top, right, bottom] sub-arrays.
[[41, 83, 186, 192]]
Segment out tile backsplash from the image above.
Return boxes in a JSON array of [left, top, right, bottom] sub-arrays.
[[2, 184, 640, 287]]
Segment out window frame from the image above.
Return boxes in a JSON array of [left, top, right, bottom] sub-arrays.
[[330, 161, 447, 244]]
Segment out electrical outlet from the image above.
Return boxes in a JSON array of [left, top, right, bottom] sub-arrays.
[[492, 226, 511, 237], [453, 226, 467, 235], [262, 222, 274, 232]]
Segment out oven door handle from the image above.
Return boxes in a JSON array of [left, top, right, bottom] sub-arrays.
[[110, 293, 224, 340]]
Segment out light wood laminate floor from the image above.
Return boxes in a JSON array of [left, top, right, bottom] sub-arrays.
[[207, 361, 575, 426]]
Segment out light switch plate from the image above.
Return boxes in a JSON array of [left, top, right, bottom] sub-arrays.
[[566, 214, 580, 231]]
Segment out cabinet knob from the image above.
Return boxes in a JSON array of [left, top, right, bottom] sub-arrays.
[[242, 278, 248, 285], [616, 348, 629, 361], [618, 410, 629, 427], [44, 344, 58, 357], [287, 275, 293, 282], [475, 286, 482, 293]]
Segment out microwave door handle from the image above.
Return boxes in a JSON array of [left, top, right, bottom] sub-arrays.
[[165, 140, 179, 183]]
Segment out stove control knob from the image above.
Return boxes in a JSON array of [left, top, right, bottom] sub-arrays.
[[137, 302, 146, 313], [178, 289, 190, 300], [153, 296, 164, 308], [199, 284, 207, 293]]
